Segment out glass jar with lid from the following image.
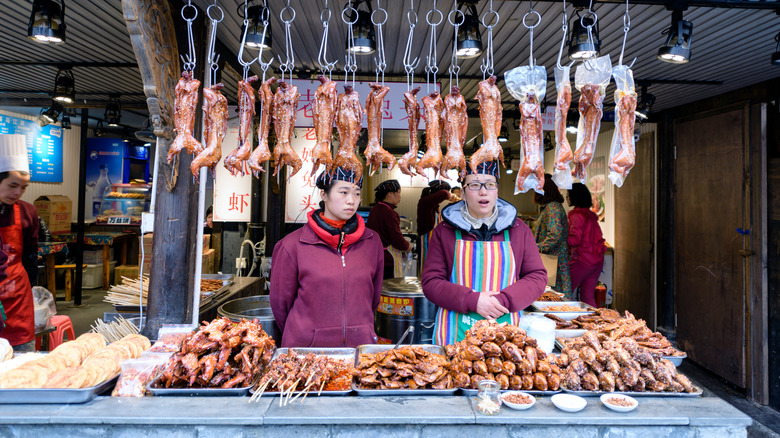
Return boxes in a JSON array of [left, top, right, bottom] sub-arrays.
[[476, 380, 502, 415]]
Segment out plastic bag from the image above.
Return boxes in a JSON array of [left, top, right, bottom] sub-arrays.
[[573, 55, 611, 182], [111, 354, 170, 397], [551, 65, 574, 190], [32, 286, 56, 332], [607, 65, 638, 187], [149, 324, 196, 353], [504, 65, 547, 195]]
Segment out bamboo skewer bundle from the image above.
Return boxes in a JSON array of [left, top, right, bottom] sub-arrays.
[[103, 276, 149, 307], [90, 315, 140, 343]]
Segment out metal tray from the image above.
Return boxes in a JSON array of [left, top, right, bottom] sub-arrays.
[[146, 373, 253, 396], [562, 385, 702, 397], [531, 302, 595, 322], [251, 348, 355, 397], [555, 338, 687, 367], [0, 374, 119, 404], [352, 344, 458, 396], [460, 387, 561, 396], [556, 329, 587, 339]]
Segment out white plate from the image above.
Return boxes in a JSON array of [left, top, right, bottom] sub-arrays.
[[600, 394, 638, 412], [551, 393, 587, 412], [500, 391, 536, 410]]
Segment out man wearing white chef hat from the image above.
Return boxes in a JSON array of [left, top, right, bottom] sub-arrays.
[[0, 134, 39, 352]]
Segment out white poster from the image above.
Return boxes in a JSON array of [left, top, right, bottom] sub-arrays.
[[284, 128, 321, 223], [213, 108, 253, 222], [289, 79, 440, 130]]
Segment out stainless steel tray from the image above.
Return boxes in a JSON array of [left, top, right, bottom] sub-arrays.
[[146, 373, 252, 396], [562, 385, 702, 397], [0, 374, 119, 404], [251, 348, 355, 397], [555, 338, 687, 367], [460, 387, 561, 396], [353, 344, 458, 396], [531, 302, 595, 322], [199, 274, 235, 306]]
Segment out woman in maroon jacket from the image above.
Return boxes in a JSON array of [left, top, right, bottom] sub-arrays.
[[270, 167, 384, 348], [422, 161, 547, 345], [367, 179, 410, 279], [567, 183, 606, 307]]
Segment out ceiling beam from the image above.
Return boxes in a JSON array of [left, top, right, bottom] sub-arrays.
[[0, 97, 149, 110], [499, 0, 780, 9], [0, 61, 138, 68]]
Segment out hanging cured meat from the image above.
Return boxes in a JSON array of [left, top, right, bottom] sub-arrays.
[[247, 77, 277, 177], [168, 71, 203, 164], [364, 83, 396, 174], [608, 65, 638, 187], [516, 92, 544, 193], [333, 85, 364, 182], [224, 75, 258, 176], [470, 76, 504, 171], [573, 84, 603, 180], [190, 83, 228, 180], [398, 87, 421, 177], [271, 81, 302, 178], [310, 76, 338, 177], [415, 92, 444, 177], [552, 69, 574, 188], [441, 86, 468, 179]]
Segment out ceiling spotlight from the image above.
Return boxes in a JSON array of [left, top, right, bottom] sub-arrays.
[[456, 1, 483, 59], [346, 1, 376, 55], [657, 9, 693, 64], [772, 32, 780, 66], [52, 68, 75, 103], [38, 101, 63, 126], [506, 168, 514, 175], [60, 110, 71, 129], [94, 120, 105, 137], [635, 86, 656, 121], [242, 1, 271, 51], [28, 0, 66, 43], [568, 10, 600, 61], [105, 95, 122, 127], [566, 108, 579, 134], [498, 124, 509, 143]]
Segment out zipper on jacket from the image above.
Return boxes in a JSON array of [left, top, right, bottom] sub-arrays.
[[337, 232, 346, 266], [339, 231, 347, 345]]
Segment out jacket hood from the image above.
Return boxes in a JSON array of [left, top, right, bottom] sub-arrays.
[[441, 198, 517, 233]]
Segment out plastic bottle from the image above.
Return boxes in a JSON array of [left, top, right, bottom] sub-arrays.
[[92, 165, 112, 217]]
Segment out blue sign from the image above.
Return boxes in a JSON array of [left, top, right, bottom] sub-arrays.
[[0, 115, 63, 183], [86, 139, 125, 218]]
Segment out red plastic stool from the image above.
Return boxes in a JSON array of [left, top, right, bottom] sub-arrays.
[[47, 315, 76, 350]]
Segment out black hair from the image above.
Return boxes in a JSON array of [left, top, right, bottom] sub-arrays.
[[420, 187, 430, 197], [0, 171, 29, 184], [568, 183, 593, 208], [375, 189, 391, 202], [533, 174, 564, 204], [451, 186, 461, 192], [206, 205, 213, 216]]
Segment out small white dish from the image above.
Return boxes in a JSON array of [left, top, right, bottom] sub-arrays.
[[501, 391, 536, 410], [600, 394, 638, 412], [551, 394, 587, 413]]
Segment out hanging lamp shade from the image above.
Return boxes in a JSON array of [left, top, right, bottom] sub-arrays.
[[498, 125, 509, 142], [105, 96, 122, 127], [60, 111, 71, 129], [657, 9, 693, 64], [52, 68, 75, 103], [771, 32, 780, 66], [28, 0, 66, 43], [568, 12, 600, 60], [456, 2, 482, 59], [347, 6, 376, 55], [244, 4, 271, 50], [38, 101, 63, 127]]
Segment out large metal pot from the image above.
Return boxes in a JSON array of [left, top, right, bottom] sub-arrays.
[[374, 277, 437, 344], [217, 295, 281, 345]]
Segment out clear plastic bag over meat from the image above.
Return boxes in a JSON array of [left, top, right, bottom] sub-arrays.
[[573, 55, 611, 182], [504, 65, 547, 195], [608, 65, 638, 187], [552, 65, 573, 190]]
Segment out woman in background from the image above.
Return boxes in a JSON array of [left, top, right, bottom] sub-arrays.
[[534, 174, 571, 298], [567, 183, 605, 307]]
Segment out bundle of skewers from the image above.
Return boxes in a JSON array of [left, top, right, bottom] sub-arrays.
[[90, 315, 140, 343], [104, 276, 149, 307], [249, 350, 354, 406]]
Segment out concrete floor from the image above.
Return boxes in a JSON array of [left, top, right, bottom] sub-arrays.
[[52, 286, 117, 339]]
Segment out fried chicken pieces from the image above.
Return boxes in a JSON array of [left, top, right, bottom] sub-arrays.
[[157, 317, 275, 389], [445, 320, 562, 391], [355, 346, 453, 390]]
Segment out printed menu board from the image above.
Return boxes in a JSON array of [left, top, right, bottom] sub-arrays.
[[0, 114, 63, 183]]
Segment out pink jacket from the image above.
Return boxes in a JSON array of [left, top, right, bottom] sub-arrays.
[[421, 200, 547, 314], [567, 207, 606, 267], [270, 214, 384, 348]]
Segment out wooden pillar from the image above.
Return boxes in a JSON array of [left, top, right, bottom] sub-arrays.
[[122, 0, 203, 337]]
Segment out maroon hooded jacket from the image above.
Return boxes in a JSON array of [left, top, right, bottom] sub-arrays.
[[422, 199, 547, 314], [270, 210, 384, 348]]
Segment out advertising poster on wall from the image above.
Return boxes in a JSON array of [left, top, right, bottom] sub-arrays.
[[0, 114, 63, 182], [85, 139, 124, 220]]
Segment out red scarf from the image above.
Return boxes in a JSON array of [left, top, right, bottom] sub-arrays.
[[307, 210, 365, 250], [319, 212, 347, 229]]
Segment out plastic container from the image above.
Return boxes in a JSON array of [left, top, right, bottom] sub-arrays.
[[476, 380, 502, 415], [518, 314, 556, 354], [82, 261, 117, 289], [112, 356, 169, 397]]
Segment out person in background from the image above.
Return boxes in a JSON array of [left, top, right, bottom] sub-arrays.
[[416, 180, 453, 237], [450, 186, 462, 203], [0, 137, 40, 353], [567, 183, 606, 307], [203, 206, 213, 235], [367, 179, 410, 279], [534, 174, 571, 298], [422, 161, 547, 344], [270, 167, 383, 348]]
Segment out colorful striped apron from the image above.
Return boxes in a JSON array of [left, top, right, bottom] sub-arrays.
[[418, 211, 441, 275], [387, 246, 405, 277], [433, 229, 523, 345]]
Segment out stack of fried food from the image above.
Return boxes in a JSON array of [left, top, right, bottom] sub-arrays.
[[250, 350, 354, 404], [0, 333, 150, 389], [156, 317, 275, 389], [558, 330, 696, 393], [552, 309, 683, 357], [355, 346, 452, 390], [445, 320, 562, 391], [537, 290, 563, 301]]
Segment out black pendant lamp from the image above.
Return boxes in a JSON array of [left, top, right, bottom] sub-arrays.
[[52, 68, 75, 104], [456, 1, 482, 59], [28, 0, 66, 43], [635, 86, 656, 121], [243, 2, 271, 51], [347, 1, 376, 55], [498, 124, 509, 143], [657, 9, 693, 64], [60, 110, 71, 129], [568, 11, 600, 61], [771, 32, 780, 66], [105, 95, 122, 127], [38, 101, 63, 127]]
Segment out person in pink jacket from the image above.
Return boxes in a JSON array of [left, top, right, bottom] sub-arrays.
[[270, 167, 384, 348], [422, 161, 547, 345], [567, 183, 606, 307]]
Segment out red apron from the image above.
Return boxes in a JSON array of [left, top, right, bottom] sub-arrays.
[[0, 204, 34, 346]]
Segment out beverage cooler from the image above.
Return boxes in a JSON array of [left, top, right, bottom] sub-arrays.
[[85, 138, 150, 222]]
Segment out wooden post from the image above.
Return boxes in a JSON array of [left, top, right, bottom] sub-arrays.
[[122, 0, 203, 337]]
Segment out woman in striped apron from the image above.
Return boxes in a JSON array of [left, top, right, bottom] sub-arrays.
[[421, 161, 548, 345]]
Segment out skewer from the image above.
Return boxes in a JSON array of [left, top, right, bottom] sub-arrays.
[[284, 378, 301, 406], [290, 380, 315, 404], [250, 379, 270, 403], [317, 379, 326, 396]]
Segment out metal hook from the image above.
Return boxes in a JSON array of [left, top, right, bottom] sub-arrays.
[[618, 0, 633, 67], [402, 3, 419, 90], [317, 2, 337, 78], [180, 3, 198, 72], [342, 4, 359, 86], [449, 9, 464, 89]]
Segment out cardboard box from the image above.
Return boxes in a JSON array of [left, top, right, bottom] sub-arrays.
[[114, 264, 140, 284], [83, 247, 114, 265], [34, 195, 72, 234]]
